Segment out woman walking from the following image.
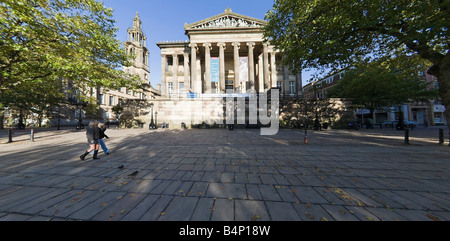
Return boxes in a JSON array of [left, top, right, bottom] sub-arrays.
[[80, 120, 101, 160], [98, 123, 110, 155]]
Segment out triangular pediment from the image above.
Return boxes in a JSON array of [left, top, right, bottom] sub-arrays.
[[185, 8, 266, 30]]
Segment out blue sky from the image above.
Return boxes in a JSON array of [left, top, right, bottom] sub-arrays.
[[102, 0, 314, 87]]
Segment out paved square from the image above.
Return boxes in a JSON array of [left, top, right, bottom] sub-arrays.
[[0, 127, 449, 221]]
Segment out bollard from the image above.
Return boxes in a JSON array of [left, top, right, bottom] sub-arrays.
[[31, 129, 34, 142], [8, 128, 13, 143], [438, 128, 444, 145], [404, 129, 410, 145]]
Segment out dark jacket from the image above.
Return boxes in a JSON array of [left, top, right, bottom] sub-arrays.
[[86, 125, 100, 140], [99, 128, 108, 139]]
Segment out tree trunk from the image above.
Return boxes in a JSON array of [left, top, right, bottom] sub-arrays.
[[435, 55, 450, 145]]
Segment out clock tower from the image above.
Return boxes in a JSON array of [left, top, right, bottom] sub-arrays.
[[124, 12, 150, 85]]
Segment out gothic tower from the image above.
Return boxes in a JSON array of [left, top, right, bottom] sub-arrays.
[[124, 12, 150, 85]]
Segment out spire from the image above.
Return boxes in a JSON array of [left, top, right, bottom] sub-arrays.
[[132, 11, 142, 30]]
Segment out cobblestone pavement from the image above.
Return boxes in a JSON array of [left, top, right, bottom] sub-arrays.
[[0, 127, 449, 221]]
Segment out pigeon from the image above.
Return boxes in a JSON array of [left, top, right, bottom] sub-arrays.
[[128, 170, 138, 177], [118, 164, 124, 169]]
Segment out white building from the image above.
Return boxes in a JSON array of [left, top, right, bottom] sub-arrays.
[[156, 8, 302, 98]]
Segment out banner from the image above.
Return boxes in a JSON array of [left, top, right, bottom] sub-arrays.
[[239, 56, 248, 82], [211, 57, 219, 83]]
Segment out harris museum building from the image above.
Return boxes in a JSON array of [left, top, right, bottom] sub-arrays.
[[156, 8, 302, 98], [148, 8, 303, 129]]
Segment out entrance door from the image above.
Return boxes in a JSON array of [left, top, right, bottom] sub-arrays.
[[412, 109, 425, 125]]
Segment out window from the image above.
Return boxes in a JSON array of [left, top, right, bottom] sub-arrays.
[[168, 82, 173, 95], [289, 81, 295, 95], [109, 96, 114, 106], [98, 94, 103, 105], [433, 82, 439, 89], [179, 82, 184, 91], [277, 81, 282, 90]]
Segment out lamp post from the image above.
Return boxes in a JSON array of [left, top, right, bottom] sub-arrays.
[[304, 98, 308, 144], [76, 103, 83, 131], [155, 111, 158, 129], [149, 103, 155, 129]]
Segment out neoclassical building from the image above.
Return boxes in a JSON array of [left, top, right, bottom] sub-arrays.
[[156, 8, 302, 98]]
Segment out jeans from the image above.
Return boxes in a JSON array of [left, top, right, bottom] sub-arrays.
[[99, 139, 109, 154], [89, 139, 109, 155]]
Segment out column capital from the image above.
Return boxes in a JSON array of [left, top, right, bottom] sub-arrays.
[[203, 42, 212, 50], [232, 42, 241, 47], [217, 42, 227, 48], [263, 42, 269, 47], [188, 43, 198, 48], [246, 42, 255, 47]]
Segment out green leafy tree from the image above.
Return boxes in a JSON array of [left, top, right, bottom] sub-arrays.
[[265, 0, 450, 141], [111, 103, 123, 127], [84, 96, 100, 120], [0, 75, 66, 127], [0, 0, 139, 94], [327, 56, 438, 114]]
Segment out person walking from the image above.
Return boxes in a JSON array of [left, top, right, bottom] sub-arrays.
[[79, 120, 101, 160], [98, 123, 110, 155], [88, 122, 110, 156]]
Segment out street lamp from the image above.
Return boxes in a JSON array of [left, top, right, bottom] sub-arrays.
[[76, 103, 84, 130], [304, 98, 308, 144], [149, 103, 155, 129]]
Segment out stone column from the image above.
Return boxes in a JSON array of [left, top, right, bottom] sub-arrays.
[[189, 43, 197, 93], [183, 52, 190, 91], [270, 51, 277, 88], [203, 43, 212, 93], [196, 58, 202, 94], [161, 54, 167, 97], [172, 54, 178, 97], [246, 42, 255, 90], [263, 43, 270, 91], [232, 42, 240, 92], [217, 42, 226, 92]]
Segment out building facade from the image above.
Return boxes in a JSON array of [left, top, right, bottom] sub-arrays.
[[303, 68, 447, 126], [156, 8, 302, 98]]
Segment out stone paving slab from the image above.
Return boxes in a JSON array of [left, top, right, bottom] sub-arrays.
[[0, 127, 449, 221]]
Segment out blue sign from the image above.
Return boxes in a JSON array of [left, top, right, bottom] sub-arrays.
[[187, 92, 197, 98], [211, 57, 219, 83]]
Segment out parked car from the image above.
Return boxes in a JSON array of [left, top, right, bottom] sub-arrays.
[[105, 120, 119, 128], [382, 120, 417, 128], [381, 121, 396, 127], [404, 120, 417, 128]]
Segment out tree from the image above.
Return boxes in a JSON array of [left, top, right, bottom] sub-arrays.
[[0, 0, 140, 94], [327, 56, 438, 114], [84, 96, 100, 120], [111, 103, 123, 127], [264, 0, 450, 142], [0, 75, 66, 127]]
